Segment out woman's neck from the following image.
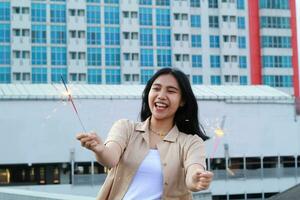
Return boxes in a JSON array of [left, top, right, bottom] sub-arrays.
[[149, 116, 174, 135]]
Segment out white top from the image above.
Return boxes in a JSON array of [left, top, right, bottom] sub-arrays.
[[123, 149, 163, 200]]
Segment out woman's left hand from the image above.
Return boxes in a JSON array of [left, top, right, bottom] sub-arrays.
[[191, 170, 214, 191]]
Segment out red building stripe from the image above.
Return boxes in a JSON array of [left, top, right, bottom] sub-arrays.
[[248, 0, 262, 84], [290, 0, 299, 97]]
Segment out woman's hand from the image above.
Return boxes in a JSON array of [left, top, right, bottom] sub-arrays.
[[76, 132, 105, 154], [191, 170, 214, 191]]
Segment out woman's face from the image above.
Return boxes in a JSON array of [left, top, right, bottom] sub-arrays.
[[148, 74, 183, 122]]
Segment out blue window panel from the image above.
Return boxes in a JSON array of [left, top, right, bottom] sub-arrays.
[[88, 48, 101, 66], [105, 27, 120, 45], [262, 56, 292, 68], [32, 25, 47, 44], [51, 67, 67, 83], [140, 49, 154, 67], [0, 2, 10, 21], [191, 15, 201, 28], [139, 8, 152, 26], [105, 48, 120, 66], [210, 55, 220, 68], [192, 55, 202, 68], [0, 24, 10, 43], [32, 67, 47, 83], [87, 0, 100, 2], [192, 75, 203, 85], [263, 75, 293, 87], [240, 76, 248, 85], [106, 69, 121, 84], [32, 46, 47, 65], [140, 28, 153, 46], [211, 75, 221, 85], [209, 0, 218, 8], [51, 0, 66, 2], [51, 47, 67, 65], [157, 49, 171, 67], [51, 25, 66, 44], [260, 0, 289, 9], [104, 6, 119, 24], [191, 35, 201, 48], [239, 56, 247, 68], [209, 35, 220, 48], [139, 0, 152, 5], [87, 6, 101, 24], [0, 67, 11, 83], [32, 3, 46, 22], [87, 27, 101, 45], [190, 0, 200, 7], [237, 17, 245, 29], [238, 36, 246, 48], [260, 16, 290, 29], [237, 0, 245, 9], [156, 29, 171, 47], [50, 4, 66, 23], [156, 9, 170, 26], [105, 0, 119, 3], [261, 36, 291, 48], [88, 69, 102, 84], [156, 0, 170, 6], [141, 69, 154, 84], [0, 46, 10, 64]]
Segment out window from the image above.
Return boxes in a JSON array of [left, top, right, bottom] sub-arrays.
[[105, 27, 120, 45], [105, 0, 119, 4], [106, 69, 121, 84], [211, 75, 221, 85], [156, 29, 171, 47], [0, 2, 10, 21], [238, 36, 246, 48], [31, 3, 46, 22], [87, 27, 101, 45], [191, 35, 201, 47], [237, 17, 245, 29], [156, 9, 170, 26], [0, 67, 11, 83], [239, 56, 247, 68], [260, 0, 289, 9], [260, 16, 290, 29], [32, 46, 47, 65], [88, 48, 101, 66], [209, 0, 218, 8], [141, 69, 154, 84], [32, 67, 47, 83], [191, 15, 201, 27], [0, 46, 10, 64], [263, 75, 293, 87], [105, 48, 120, 66], [140, 28, 153, 46], [192, 55, 202, 68], [51, 47, 67, 65], [237, 0, 245, 9], [87, 5, 101, 24], [209, 16, 219, 28], [140, 49, 154, 67], [190, 0, 200, 7], [210, 55, 220, 68], [104, 6, 119, 24], [157, 49, 172, 67], [192, 75, 203, 84], [50, 4, 66, 23], [88, 69, 102, 84], [262, 56, 292, 68], [261, 36, 291, 48], [51, 25, 66, 44], [32, 25, 47, 44], [87, 0, 101, 2], [139, 8, 152, 26], [140, 0, 152, 5], [240, 76, 248, 85], [156, 0, 170, 6], [210, 35, 220, 48], [51, 68, 67, 83], [0, 24, 10, 43]]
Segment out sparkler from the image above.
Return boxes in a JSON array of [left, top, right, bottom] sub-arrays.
[[60, 75, 87, 132], [209, 116, 226, 159]]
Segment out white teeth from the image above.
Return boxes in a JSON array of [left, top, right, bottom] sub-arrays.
[[155, 102, 167, 108]]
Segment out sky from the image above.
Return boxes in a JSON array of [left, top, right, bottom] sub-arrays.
[[297, 1, 300, 87]]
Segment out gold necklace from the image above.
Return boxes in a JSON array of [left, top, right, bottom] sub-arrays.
[[149, 127, 167, 139]]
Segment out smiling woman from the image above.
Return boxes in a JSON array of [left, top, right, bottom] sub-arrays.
[[76, 68, 213, 200]]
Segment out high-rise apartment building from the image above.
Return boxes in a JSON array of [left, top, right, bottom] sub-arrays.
[[0, 0, 298, 96]]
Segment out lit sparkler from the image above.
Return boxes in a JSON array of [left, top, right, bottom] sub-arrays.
[[209, 116, 226, 159], [60, 75, 87, 132]]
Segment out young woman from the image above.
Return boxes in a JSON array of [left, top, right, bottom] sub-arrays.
[[77, 68, 213, 200]]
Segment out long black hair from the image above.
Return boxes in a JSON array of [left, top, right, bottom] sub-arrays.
[[140, 68, 209, 141]]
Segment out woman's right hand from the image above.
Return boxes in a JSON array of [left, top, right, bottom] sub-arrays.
[[76, 132, 105, 154]]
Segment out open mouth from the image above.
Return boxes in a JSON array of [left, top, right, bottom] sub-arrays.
[[155, 102, 168, 109]]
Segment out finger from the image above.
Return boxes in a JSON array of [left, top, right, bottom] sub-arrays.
[[200, 171, 214, 178], [76, 133, 87, 140]]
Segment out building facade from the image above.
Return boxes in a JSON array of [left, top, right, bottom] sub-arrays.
[[0, 0, 299, 96]]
